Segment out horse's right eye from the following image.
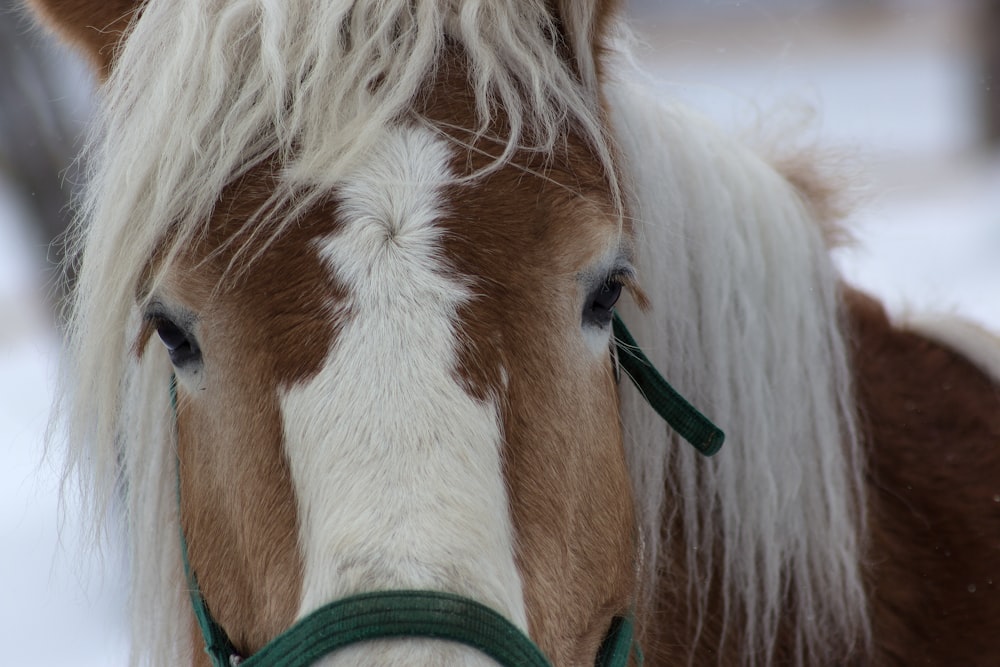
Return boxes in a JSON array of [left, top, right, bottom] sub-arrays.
[[583, 276, 624, 329]]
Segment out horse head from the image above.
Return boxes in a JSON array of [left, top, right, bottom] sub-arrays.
[[31, 1, 646, 664], [38, 2, 1000, 665]]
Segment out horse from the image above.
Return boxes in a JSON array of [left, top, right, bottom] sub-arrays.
[[27, 1, 1000, 665]]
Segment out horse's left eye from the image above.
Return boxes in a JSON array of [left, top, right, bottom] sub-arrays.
[[584, 277, 623, 328], [155, 318, 188, 351], [150, 316, 202, 368]]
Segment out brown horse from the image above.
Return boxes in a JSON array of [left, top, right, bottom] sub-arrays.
[[28, 0, 1000, 665]]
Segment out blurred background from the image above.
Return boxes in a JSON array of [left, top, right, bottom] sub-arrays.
[[2, 1, 998, 663]]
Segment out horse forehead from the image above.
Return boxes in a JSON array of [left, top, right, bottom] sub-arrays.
[[251, 126, 616, 309], [178, 122, 618, 396], [324, 124, 616, 263]]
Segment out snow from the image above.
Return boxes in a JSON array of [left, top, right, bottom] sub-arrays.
[[631, 7, 1000, 330], [1, 6, 997, 663], [836, 156, 1000, 327], [0, 185, 129, 664]]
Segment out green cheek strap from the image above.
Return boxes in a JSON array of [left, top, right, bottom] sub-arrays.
[[612, 312, 725, 457]]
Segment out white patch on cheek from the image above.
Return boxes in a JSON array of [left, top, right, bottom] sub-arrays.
[[279, 126, 527, 666]]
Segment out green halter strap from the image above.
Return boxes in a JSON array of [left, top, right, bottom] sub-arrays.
[[612, 313, 725, 456], [184, 589, 639, 667]]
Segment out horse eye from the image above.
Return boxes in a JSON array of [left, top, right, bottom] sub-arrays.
[[584, 277, 624, 328], [152, 317, 201, 367], [594, 279, 623, 312]]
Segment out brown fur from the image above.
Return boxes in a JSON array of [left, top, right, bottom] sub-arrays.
[[415, 60, 638, 663], [846, 288, 1000, 667], [777, 153, 1000, 664], [162, 170, 349, 659], [773, 152, 857, 249], [25, 0, 141, 77], [443, 169, 637, 664]]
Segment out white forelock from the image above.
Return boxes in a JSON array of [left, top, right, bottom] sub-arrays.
[[606, 77, 870, 665]]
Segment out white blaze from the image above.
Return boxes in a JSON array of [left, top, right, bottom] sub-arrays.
[[280, 125, 527, 666]]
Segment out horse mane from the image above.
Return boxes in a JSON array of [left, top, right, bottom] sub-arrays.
[[606, 77, 870, 665], [57, 1, 617, 663]]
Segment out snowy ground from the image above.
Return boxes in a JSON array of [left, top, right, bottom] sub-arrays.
[[2, 5, 997, 664], [0, 185, 130, 664]]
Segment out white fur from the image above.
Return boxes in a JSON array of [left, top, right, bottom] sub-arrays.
[[57, 2, 614, 664], [281, 125, 526, 666], [901, 315, 1000, 383], [606, 78, 870, 665]]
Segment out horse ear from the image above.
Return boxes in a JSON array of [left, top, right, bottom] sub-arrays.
[[25, 0, 143, 78]]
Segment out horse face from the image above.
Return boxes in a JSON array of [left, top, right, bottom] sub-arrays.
[[145, 116, 637, 664], [31, 1, 638, 663]]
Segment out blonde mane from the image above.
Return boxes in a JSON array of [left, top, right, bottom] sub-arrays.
[[59, 1, 616, 663], [607, 77, 870, 665]]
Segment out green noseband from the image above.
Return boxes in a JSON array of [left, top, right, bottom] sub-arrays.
[[181, 586, 640, 667]]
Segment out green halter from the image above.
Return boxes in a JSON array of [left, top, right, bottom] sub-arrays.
[[171, 313, 722, 666], [179, 584, 640, 667], [612, 313, 725, 456]]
